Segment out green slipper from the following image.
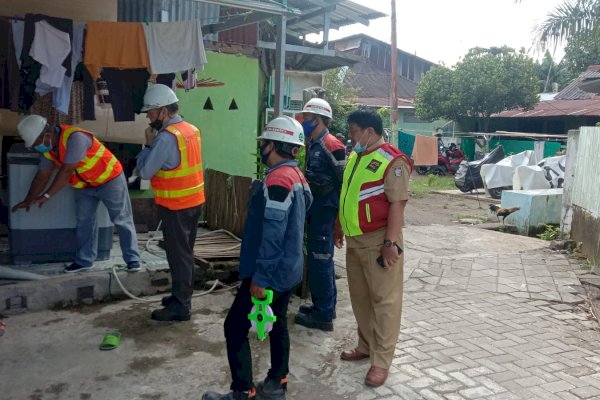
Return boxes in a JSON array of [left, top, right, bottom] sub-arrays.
[[99, 331, 121, 351]]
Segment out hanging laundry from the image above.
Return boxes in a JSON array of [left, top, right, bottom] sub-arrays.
[[143, 20, 207, 74], [30, 20, 71, 88], [156, 73, 176, 89], [84, 21, 150, 80], [181, 68, 196, 90], [398, 131, 416, 159], [30, 80, 85, 125], [35, 22, 85, 114], [411, 135, 438, 166], [102, 68, 150, 122], [0, 17, 21, 110], [11, 19, 24, 68], [18, 13, 73, 111]]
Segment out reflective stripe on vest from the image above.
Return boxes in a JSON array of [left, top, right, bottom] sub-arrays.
[[43, 125, 123, 189], [151, 121, 205, 210], [339, 143, 409, 237]]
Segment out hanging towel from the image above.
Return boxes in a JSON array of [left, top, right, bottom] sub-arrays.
[[143, 20, 207, 74], [30, 20, 71, 88], [398, 131, 416, 159], [84, 21, 150, 80], [411, 135, 438, 166]]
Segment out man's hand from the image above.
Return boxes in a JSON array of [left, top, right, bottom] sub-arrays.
[[334, 227, 345, 249], [31, 195, 50, 209], [145, 127, 157, 146], [250, 282, 265, 299], [11, 199, 33, 213], [380, 244, 400, 268]]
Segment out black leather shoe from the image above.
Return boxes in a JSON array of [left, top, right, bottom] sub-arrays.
[[161, 295, 175, 307], [298, 304, 337, 319], [151, 306, 190, 322], [294, 312, 333, 331]]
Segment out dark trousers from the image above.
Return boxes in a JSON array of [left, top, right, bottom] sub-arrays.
[[306, 205, 338, 320], [225, 279, 292, 392], [158, 204, 202, 309]]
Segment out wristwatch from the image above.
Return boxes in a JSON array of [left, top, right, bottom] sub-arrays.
[[383, 239, 395, 248], [42, 193, 51, 199]]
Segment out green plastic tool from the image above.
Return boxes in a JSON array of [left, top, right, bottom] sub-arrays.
[[248, 289, 277, 341]]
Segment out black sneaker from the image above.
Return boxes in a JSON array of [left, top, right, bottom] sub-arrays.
[[298, 304, 337, 319], [294, 312, 333, 331], [64, 262, 93, 273], [151, 305, 190, 322], [202, 388, 256, 400], [127, 261, 141, 272], [256, 376, 287, 400]]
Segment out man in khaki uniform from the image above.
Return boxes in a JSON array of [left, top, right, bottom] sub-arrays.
[[334, 108, 412, 387]]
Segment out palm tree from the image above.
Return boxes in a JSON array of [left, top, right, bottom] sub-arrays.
[[527, 0, 599, 49]]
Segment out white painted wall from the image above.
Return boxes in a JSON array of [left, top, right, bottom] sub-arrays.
[[571, 127, 600, 219]]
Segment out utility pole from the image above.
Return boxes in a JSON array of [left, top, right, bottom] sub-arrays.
[[390, 0, 399, 146]]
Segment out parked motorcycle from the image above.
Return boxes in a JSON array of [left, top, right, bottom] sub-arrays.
[[416, 143, 465, 175], [454, 145, 505, 193]]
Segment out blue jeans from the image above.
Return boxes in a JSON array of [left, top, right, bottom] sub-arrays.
[[306, 204, 337, 320], [74, 173, 140, 267]]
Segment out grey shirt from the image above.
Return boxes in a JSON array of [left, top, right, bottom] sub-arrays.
[[39, 129, 93, 170], [136, 116, 182, 180]]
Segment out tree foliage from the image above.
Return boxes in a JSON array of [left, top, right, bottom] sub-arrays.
[[323, 67, 357, 137], [561, 30, 600, 77], [414, 46, 539, 132]]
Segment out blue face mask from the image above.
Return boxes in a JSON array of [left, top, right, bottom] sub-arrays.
[[34, 137, 52, 153], [301, 117, 317, 137], [353, 130, 370, 154], [259, 142, 271, 165]]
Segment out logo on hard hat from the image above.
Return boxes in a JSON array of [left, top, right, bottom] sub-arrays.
[[266, 126, 294, 136], [306, 104, 331, 113]]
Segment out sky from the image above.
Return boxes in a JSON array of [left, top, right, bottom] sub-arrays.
[[307, 0, 568, 66]]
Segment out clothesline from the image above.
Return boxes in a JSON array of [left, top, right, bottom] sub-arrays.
[[1, 13, 208, 124]]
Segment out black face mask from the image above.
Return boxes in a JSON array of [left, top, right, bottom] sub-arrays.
[[149, 108, 164, 130], [149, 118, 163, 131]]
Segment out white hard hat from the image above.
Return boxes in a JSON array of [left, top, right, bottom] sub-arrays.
[[141, 84, 179, 112], [17, 115, 47, 148], [302, 98, 332, 119], [258, 116, 305, 147]]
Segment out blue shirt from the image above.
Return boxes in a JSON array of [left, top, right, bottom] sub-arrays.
[[239, 160, 313, 292], [136, 116, 183, 180]]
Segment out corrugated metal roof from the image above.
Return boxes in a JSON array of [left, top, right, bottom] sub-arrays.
[[285, 0, 386, 36], [118, 0, 220, 40], [352, 97, 414, 108], [555, 69, 600, 100], [494, 98, 600, 118], [344, 61, 418, 99]]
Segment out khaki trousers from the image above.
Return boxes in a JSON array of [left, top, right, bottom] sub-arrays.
[[346, 229, 404, 369]]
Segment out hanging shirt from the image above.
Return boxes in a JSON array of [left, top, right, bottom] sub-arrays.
[[35, 22, 85, 114], [29, 20, 71, 88], [143, 20, 207, 74], [84, 21, 150, 80]]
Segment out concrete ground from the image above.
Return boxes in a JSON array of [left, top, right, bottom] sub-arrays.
[[2, 223, 600, 400]]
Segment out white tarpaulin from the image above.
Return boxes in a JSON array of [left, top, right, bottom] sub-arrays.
[[514, 155, 566, 190], [480, 150, 537, 189]]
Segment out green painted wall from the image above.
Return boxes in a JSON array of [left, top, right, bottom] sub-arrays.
[[177, 52, 260, 178], [398, 109, 447, 136]]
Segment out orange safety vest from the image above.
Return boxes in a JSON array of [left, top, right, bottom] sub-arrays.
[[151, 121, 205, 210], [43, 125, 123, 189]]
